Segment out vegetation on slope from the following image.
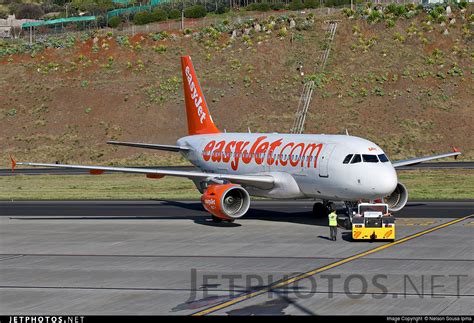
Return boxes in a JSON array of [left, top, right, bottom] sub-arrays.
[[1, 4, 473, 168]]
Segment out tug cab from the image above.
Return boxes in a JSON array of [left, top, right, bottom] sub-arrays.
[[352, 203, 395, 241]]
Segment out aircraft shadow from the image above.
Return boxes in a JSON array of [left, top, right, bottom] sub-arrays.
[[9, 200, 330, 228]]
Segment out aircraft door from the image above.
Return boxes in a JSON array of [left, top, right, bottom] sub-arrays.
[[318, 143, 336, 178]]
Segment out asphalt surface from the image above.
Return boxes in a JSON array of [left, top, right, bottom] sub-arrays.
[[0, 200, 473, 315], [1, 161, 473, 176], [1, 200, 473, 219]]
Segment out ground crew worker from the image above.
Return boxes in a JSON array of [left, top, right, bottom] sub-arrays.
[[328, 205, 338, 241]]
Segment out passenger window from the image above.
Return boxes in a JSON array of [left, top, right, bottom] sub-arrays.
[[378, 154, 389, 162], [343, 154, 353, 164], [362, 155, 379, 163], [351, 154, 362, 164]]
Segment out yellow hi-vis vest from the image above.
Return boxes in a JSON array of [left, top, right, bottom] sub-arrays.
[[328, 211, 337, 227]]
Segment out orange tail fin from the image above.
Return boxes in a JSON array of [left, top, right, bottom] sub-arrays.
[[181, 56, 220, 135]]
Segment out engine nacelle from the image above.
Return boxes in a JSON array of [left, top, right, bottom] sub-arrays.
[[384, 182, 408, 212], [201, 184, 251, 221]]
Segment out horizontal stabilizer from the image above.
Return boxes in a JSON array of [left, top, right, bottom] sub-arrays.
[[107, 141, 189, 152]]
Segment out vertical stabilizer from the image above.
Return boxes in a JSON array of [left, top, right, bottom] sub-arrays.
[[180, 56, 220, 135]]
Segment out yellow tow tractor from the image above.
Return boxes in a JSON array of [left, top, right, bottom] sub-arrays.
[[351, 203, 395, 241]]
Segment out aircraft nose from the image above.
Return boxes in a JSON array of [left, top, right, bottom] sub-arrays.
[[374, 168, 398, 196]]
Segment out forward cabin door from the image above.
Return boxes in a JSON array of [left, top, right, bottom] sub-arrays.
[[318, 143, 336, 178]]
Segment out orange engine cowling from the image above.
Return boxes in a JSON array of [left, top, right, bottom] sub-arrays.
[[201, 184, 251, 221]]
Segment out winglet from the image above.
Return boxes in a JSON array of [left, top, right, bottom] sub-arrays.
[[452, 146, 461, 160], [10, 155, 16, 173]]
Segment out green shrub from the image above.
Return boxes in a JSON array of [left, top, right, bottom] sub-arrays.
[[325, 0, 351, 7], [151, 8, 168, 22], [395, 4, 407, 16], [429, 5, 445, 22], [270, 2, 286, 10], [447, 65, 463, 77], [436, 71, 446, 79], [278, 27, 288, 37], [108, 16, 121, 28], [246, 2, 270, 11], [184, 5, 207, 19], [385, 3, 415, 17], [0, 7, 8, 19], [216, 5, 229, 14], [168, 8, 181, 19], [289, 0, 304, 11], [116, 35, 130, 46], [151, 31, 169, 41], [386, 19, 395, 28], [133, 12, 153, 25], [367, 10, 382, 24], [385, 3, 397, 14], [153, 44, 167, 53], [305, 0, 318, 9], [393, 32, 405, 42], [342, 8, 355, 17], [436, 14, 447, 23], [372, 86, 384, 96]]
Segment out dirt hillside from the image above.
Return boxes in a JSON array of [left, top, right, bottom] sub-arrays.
[[1, 8, 473, 167]]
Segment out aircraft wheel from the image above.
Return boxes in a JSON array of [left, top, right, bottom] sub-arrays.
[[344, 218, 352, 230], [312, 202, 327, 218]]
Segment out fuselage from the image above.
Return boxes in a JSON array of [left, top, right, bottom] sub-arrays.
[[177, 133, 398, 201]]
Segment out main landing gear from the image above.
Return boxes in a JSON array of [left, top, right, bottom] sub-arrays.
[[313, 201, 353, 229], [312, 201, 331, 218], [211, 215, 235, 223], [211, 215, 223, 223]]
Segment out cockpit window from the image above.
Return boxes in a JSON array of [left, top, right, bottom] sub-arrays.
[[343, 154, 353, 164], [362, 154, 379, 163], [378, 154, 389, 162], [351, 154, 362, 164]]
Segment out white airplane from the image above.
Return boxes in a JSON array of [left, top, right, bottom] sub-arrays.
[[12, 56, 461, 223]]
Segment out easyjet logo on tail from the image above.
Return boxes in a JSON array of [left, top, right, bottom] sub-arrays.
[[185, 65, 206, 124], [181, 56, 219, 135]]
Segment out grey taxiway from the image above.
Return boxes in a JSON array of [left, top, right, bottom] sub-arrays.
[[0, 200, 473, 315]]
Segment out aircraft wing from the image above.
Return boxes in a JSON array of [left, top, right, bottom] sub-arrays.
[[13, 161, 274, 190], [392, 150, 461, 168], [107, 141, 190, 152]]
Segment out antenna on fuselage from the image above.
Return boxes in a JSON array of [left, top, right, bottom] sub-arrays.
[[345, 129, 349, 136], [248, 127, 251, 133]]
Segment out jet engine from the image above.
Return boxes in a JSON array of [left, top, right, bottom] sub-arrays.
[[201, 183, 250, 221], [384, 182, 408, 212]]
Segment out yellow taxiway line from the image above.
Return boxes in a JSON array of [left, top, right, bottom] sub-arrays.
[[192, 214, 473, 316]]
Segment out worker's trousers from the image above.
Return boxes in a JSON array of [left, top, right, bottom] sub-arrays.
[[329, 226, 337, 240]]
